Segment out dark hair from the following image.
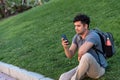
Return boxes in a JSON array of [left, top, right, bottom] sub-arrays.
[[73, 13, 90, 27]]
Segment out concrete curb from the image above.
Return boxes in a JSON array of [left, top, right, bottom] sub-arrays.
[[0, 62, 54, 80]]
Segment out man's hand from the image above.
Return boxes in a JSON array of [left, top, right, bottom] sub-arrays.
[[61, 38, 77, 59], [61, 38, 69, 48], [78, 52, 83, 61], [78, 56, 81, 61]]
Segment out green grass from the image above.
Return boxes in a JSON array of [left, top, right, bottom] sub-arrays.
[[0, 0, 120, 80]]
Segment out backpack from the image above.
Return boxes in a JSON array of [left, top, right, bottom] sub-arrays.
[[92, 28, 115, 58]]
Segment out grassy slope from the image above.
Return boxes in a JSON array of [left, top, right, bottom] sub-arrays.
[[0, 0, 120, 80]]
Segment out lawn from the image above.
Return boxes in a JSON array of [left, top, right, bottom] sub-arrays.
[[0, 0, 120, 80]]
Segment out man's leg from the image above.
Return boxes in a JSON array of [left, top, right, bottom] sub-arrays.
[[86, 54, 105, 79], [59, 67, 77, 80], [71, 53, 105, 80]]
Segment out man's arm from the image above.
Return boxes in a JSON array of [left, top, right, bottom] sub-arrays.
[[61, 38, 77, 58], [78, 41, 94, 61]]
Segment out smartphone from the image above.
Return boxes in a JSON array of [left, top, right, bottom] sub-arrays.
[[61, 34, 69, 42]]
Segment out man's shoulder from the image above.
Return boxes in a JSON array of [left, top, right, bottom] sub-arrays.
[[72, 34, 81, 44], [88, 30, 99, 38], [86, 30, 101, 45]]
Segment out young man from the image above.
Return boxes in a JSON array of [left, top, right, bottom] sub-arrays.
[[59, 13, 108, 80]]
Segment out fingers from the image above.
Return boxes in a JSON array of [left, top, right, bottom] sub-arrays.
[[62, 38, 69, 44], [61, 38, 69, 47]]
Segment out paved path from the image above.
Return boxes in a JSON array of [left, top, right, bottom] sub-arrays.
[[0, 72, 16, 80]]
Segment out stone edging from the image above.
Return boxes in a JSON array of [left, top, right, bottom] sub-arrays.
[[0, 61, 54, 80]]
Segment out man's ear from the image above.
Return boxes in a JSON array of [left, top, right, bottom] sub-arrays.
[[84, 24, 88, 29]]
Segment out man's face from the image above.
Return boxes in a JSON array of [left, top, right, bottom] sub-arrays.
[[74, 21, 87, 35]]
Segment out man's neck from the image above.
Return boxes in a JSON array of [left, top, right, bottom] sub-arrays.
[[80, 30, 89, 39]]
